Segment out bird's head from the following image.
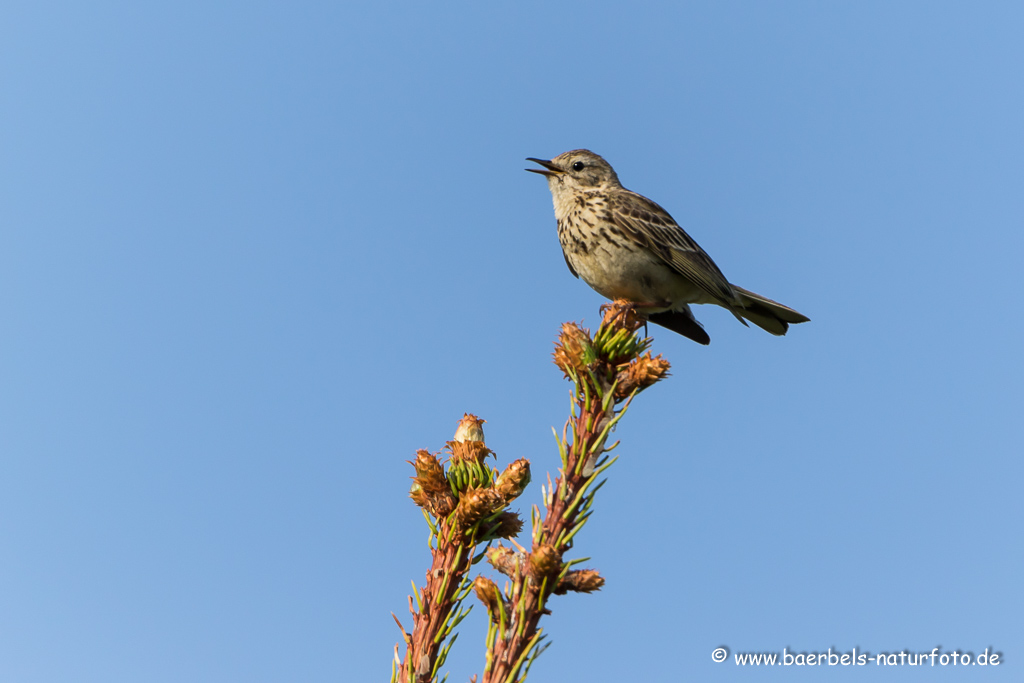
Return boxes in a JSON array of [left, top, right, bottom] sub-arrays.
[[526, 150, 622, 196]]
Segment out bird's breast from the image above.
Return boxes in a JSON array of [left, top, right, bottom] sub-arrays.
[[551, 193, 707, 309], [558, 222, 685, 309]]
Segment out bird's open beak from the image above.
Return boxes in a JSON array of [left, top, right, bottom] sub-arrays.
[[525, 157, 564, 177]]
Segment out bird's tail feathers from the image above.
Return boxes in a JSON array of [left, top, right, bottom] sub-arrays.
[[730, 285, 810, 337]]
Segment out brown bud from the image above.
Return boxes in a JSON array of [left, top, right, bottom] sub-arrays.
[[553, 568, 605, 594], [494, 458, 531, 502], [409, 450, 456, 515], [615, 352, 671, 399], [410, 481, 456, 516], [447, 439, 493, 467], [553, 322, 592, 377], [600, 299, 645, 333], [487, 511, 523, 539], [429, 489, 457, 517], [528, 543, 561, 578], [454, 487, 502, 527], [409, 481, 429, 508], [411, 450, 448, 493], [486, 545, 521, 577], [473, 575, 503, 621], [454, 413, 486, 444]]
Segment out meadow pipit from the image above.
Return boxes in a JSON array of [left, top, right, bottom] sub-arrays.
[[527, 149, 809, 345]]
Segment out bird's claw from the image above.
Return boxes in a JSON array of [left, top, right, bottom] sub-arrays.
[[600, 300, 647, 333]]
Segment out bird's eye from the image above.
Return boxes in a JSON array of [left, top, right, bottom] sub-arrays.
[[571, 161, 585, 171]]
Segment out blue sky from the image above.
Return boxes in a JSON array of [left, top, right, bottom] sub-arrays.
[[2, 2, 1021, 681]]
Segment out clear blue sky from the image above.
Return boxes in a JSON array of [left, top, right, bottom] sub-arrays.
[[2, 2, 1021, 681]]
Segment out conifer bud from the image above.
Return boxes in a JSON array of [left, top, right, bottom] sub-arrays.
[[489, 511, 523, 539], [615, 352, 671, 399], [494, 458, 531, 502], [453, 413, 486, 443], [553, 322, 592, 377], [455, 487, 502, 527], [554, 568, 605, 594], [486, 545, 521, 577], [473, 576, 503, 621], [528, 544, 560, 578], [600, 299, 644, 332], [411, 450, 447, 493]]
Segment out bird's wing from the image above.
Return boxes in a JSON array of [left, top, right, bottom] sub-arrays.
[[609, 191, 738, 306]]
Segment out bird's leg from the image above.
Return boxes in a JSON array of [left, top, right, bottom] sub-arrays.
[[600, 299, 663, 333], [608, 300, 671, 340]]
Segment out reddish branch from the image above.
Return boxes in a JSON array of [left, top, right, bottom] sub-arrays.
[[394, 417, 529, 683], [392, 302, 669, 683], [481, 302, 669, 683]]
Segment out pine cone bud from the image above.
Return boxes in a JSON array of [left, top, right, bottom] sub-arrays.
[[430, 489, 457, 517], [455, 487, 502, 527], [528, 543, 560, 578], [473, 576, 503, 621], [494, 458, 531, 502], [486, 545, 521, 577], [615, 352, 671, 398], [600, 299, 645, 333], [409, 481, 429, 508], [409, 450, 456, 515], [411, 450, 447, 493], [447, 439, 493, 467], [554, 568, 605, 594], [453, 413, 486, 443], [488, 511, 523, 539], [553, 322, 592, 377], [448, 414, 492, 467], [409, 482, 456, 517]]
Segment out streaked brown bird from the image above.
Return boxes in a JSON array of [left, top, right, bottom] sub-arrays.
[[526, 149, 809, 345]]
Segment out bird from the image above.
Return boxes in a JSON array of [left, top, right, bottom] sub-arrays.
[[526, 149, 809, 345]]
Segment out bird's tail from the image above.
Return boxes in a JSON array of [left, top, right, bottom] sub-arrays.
[[730, 285, 810, 336]]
